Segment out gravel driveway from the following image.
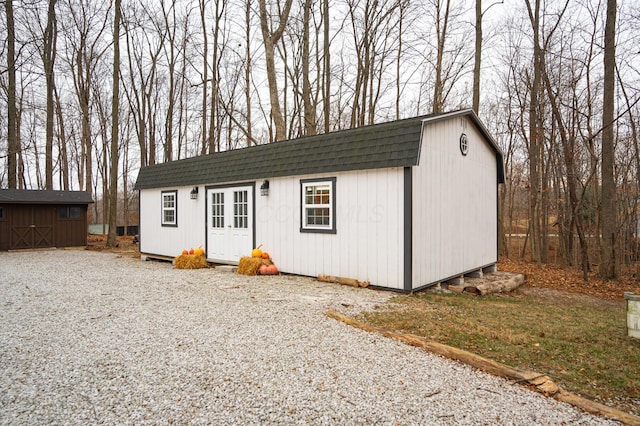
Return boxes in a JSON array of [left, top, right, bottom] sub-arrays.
[[0, 250, 617, 425]]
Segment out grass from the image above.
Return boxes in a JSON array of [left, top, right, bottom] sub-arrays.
[[359, 290, 640, 415]]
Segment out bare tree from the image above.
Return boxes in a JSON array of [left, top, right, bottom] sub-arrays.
[[199, 0, 209, 153], [107, 0, 122, 247], [5, 0, 18, 188], [43, 0, 57, 189], [432, 0, 451, 114], [524, 0, 547, 263], [322, 0, 330, 132], [59, 0, 111, 197], [245, 0, 253, 144], [301, 0, 316, 135], [258, 0, 294, 142], [600, 0, 618, 278], [161, 0, 177, 162]]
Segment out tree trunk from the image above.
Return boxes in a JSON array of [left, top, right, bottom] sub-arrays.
[[107, 0, 121, 247], [163, 2, 176, 162], [245, 0, 253, 145], [200, 0, 209, 154], [54, 86, 69, 190], [472, 0, 481, 114], [524, 0, 543, 263], [432, 0, 451, 114], [44, 0, 57, 189], [323, 0, 330, 133], [5, 0, 17, 189], [258, 0, 294, 142], [302, 0, 316, 135], [599, 0, 618, 279]]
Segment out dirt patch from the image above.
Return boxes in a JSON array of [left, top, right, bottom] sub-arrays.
[[86, 234, 140, 258], [499, 257, 640, 302]]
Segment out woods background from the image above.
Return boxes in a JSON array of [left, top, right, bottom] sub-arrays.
[[1, 0, 639, 279]]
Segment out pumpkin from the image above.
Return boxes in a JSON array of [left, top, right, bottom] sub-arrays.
[[251, 244, 263, 258], [267, 264, 278, 275], [194, 246, 205, 256], [189, 248, 194, 255], [261, 252, 270, 260], [181, 249, 189, 255], [259, 264, 269, 275]]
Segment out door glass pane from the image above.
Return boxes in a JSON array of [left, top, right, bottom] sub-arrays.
[[233, 190, 248, 229], [211, 192, 224, 228]]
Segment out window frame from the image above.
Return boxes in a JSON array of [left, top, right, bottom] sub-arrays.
[[300, 177, 336, 234], [161, 190, 178, 227], [59, 206, 82, 220]]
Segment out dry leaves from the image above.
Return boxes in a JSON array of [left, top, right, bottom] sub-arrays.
[[498, 257, 640, 301]]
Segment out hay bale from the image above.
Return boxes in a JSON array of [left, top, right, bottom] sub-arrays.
[[174, 254, 209, 269], [237, 256, 262, 275]]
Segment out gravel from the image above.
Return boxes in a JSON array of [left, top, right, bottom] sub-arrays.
[[0, 250, 619, 425]]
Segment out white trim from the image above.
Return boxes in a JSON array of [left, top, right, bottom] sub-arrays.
[[301, 180, 333, 231]]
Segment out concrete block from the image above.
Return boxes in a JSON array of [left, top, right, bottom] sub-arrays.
[[217, 265, 238, 273], [445, 276, 464, 286], [466, 269, 483, 278], [483, 264, 498, 273]]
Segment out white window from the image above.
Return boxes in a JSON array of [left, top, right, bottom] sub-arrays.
[[301, 178, 336, 233], [162, 191, 177, 226], [234, 190, 249, 229], [210, 192, 224, 228]]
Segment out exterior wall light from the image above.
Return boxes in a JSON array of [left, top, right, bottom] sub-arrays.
[[190, 186, 199, 199], [260, 180, 270, 196]]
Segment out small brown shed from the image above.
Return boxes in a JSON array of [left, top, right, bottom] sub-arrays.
[[0, 189, 93, 251]]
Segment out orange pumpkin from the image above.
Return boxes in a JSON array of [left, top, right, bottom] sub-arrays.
[[194, 246, 205, 256], [261, 252, 270, 259], [189, 248, 194, 255], [259, 264, 269, 275], [181, 249, 188, 255], [267, 264, 278, 275]]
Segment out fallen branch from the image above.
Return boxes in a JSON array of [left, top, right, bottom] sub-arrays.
[[318, 274, 369, 288], [326, 309, 640, 426], [464, 274, 525, 296]]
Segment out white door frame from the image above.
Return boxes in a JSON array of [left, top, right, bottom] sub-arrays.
[[205, 182, 255, 263]]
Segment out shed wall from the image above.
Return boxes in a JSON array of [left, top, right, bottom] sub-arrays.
[[256, 168, 405, 289], [411, 116, 498, 288], [0, 207, 7, 251], [0, 204, 88, 250], [139, 187, 207, 257]]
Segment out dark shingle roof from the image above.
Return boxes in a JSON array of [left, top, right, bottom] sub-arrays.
[[0, 189, 94, 204], [134, 114, 427, 190], [134, 109, 505, 190]]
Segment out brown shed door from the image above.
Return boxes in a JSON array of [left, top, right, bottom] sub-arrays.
[[10, 206, 55, 249]]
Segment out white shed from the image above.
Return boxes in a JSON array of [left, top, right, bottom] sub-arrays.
[[134, 109, 505, 292]]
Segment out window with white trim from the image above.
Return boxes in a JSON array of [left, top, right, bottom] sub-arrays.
[[301, 178, 336, 233], [161, 190, 177, 226]]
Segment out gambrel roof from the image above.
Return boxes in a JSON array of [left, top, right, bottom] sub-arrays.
[[0, 189, 94, 204], [134, 109, 504, 190]]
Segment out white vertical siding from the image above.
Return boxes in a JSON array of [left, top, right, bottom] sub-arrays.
[[256, 168, 405, 289], [412, 116, 498, 288], [139, 186, 207, 258]]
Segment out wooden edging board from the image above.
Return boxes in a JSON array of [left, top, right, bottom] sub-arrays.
[[326, 309, 640, 426]]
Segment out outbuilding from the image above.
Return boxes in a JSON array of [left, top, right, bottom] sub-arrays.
[[134, 109, 505, 292], [0, 189, 93, 251]]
